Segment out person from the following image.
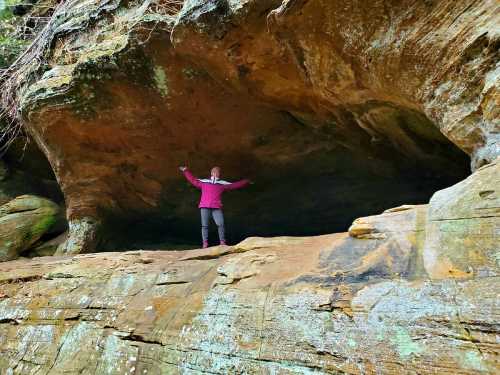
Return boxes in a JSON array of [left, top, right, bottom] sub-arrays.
[[179, 166, 250, 248]]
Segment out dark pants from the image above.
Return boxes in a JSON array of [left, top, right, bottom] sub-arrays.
[[200, 208, 225, 242]]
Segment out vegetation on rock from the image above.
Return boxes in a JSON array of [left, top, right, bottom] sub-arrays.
[[0, 194, 62, 261], [0, 1, 28, 69]]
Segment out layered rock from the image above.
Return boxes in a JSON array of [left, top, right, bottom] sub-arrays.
[[349, 157, 499, 280], [0, 2, 497, 370], [8, 0, 499, 251], [0, 195, 62, 261], [173, 0, 499, 167], [0, 162, 498, 374], [424, 156, 500, 279]]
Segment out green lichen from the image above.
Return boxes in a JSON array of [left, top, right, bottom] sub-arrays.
[[153, 65, 169, 97], [32, 214, 57, 237], [391, 327, 424, 359], [494, 251, 500, 266], [182, 67, 206, 80], [20, 210, 57, 247], [14, 0, 182, 123], [347, 338, 357, 348], [77, 34, 129, 64], [460, 350, 488, 372]]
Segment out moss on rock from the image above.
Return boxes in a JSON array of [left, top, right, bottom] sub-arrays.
[[0, 194, 61, 261]]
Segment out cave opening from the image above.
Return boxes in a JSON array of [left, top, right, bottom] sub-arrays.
[[100, 104, 470, 251], [8, 30, 470, 253], [0, 136, 64, 206]]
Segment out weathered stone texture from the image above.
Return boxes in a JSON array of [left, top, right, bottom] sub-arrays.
[[16, 0, 500, 251], [424, 157, 500, 279], [0, 164, 498, 374], [0, 239, 498, 374], [0, 195, 62, 262], [0, 1, 498, 373], [173, 0, 499, 167]]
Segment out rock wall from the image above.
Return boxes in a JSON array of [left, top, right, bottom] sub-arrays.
[[173, 0, 499, 166], [9, 0, 499, 251], [0, 161, 498, 374], [0, 2, 498, 372]]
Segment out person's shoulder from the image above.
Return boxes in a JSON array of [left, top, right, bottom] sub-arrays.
[[197, 179, 212, 187]]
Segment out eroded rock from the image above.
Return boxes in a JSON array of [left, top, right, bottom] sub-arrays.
[[0, 2, 497, 371], [0, 224, 497, 373], [173, 0, 499, 167], [0, 164, 498, 372], [7, 0, 491, 252], [0, 195, 61, 261], [424, 157, 500, 279], [346, 159, 500, 281]]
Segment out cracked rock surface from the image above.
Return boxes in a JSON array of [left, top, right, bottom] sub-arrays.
[[0, 162, 498, 374], [0, 1, 498, 372]]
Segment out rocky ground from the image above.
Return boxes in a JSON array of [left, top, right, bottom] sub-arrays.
[[0, 158, 498, 374]]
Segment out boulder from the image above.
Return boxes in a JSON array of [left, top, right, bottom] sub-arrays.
[[346, 204, 428, 279], [424, 157, 500, 279], [347, 159, 500, 281], [0, 195, 61, 261], [24, 231, 68, 258]]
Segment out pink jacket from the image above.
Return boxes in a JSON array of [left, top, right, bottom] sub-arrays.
[[183, 169, 250, 209]]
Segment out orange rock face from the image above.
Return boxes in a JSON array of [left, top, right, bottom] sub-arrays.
[[173, 0, 499, 164], [13, 0, 495, 252]]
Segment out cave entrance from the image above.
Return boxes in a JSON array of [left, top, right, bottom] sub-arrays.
[[102, 104, 470, 250], [0, 136, 64, 206]]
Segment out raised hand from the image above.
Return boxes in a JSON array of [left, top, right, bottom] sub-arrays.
[[179, 166, 187, 172]]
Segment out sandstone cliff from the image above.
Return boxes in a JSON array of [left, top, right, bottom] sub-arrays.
[[0, 1, 498, 373], [4, 0, 498, 252]]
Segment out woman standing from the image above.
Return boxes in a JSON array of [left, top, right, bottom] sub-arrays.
[[179, 166, 250, 248]]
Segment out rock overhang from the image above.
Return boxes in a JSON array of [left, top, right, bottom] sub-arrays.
[[4, 0, 498, 251]]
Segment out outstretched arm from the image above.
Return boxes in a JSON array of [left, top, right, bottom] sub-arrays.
[[179, 166, 202, 189], [224, 178, 250, 191]]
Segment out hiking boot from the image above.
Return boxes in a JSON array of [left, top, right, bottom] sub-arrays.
[[202, 241, 209, 249]]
